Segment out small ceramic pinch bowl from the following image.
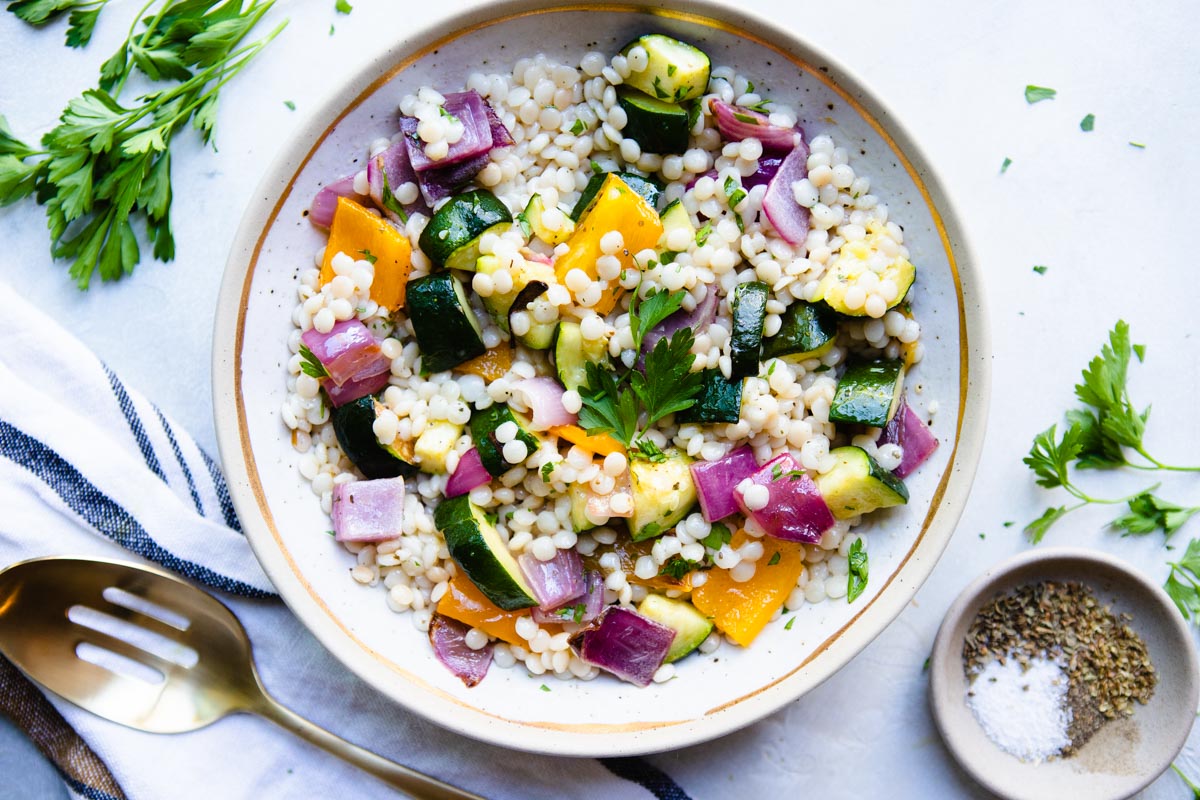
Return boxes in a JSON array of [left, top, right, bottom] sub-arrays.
[[930, 547, 1199, 800]]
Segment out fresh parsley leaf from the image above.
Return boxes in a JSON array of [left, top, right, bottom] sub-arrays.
[[660, 555, 698, 580], [1112, 493, 1200, 539], [540, 461, 555, 482], [539, 683, 550, 692], [723, 175, 747, 210], [701, 522, 731, 550], [784, 616, 796, 630], [589, 159, 603, 174], [335, 0, 352, 13], [631, 328, 704, 429], [685, 100, 701, 131], [1024, 85, 1057, 104], [767, 551, 781, 566], [847, 538, 868, 602], [1025, 505, 1068, 545], [652, 76, 669, 100], [578, 361, 638, 447], [1024, 423, 1083, 490], [1133, 343, 1146, 362], [630, 438, 667, 463], [569, 118, 586, 136], [378, 168, 408, 223], [667, 64, 676, 77], [695, 221, 713, 246], [1000, 157, 1012, 174], [745, 99, 772, 114], [357, 249, 377, 264], [732, 112, 758, 124], [1164, 539, 1200, 623], [771, 463, 783, 480], [298, 344, 329, 379], [1032, 265, 1048, 275], [628, 286, 685, 352], [514, 208, 532, 239], [1080, 113, 1095, 132], [284, 100, 296, 111], [1003, 521, 1015, 528]]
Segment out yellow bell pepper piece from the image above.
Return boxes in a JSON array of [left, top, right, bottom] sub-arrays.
[[554, 174, 662, 315], [691, 531, 806, 646], [437, 574, 529, 646], [549, 424, 625, 457], [320, 196, 413, 310], [453, 347, 513, 381]]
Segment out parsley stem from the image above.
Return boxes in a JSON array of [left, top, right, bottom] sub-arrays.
[[1132, 446, 1200, 472], [1073, 482, 1160, 506], [1171, 763, 1200, 795]]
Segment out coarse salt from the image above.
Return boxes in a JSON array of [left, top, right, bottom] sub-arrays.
[[966, 654, 1072, 763]]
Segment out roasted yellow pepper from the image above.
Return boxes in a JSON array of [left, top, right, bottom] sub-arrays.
[[320, 196, 413, 310]]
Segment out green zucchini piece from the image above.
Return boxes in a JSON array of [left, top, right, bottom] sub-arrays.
[[730, 281, 768, 379], [620, 33, 711, 104], [406, 272, 486, 374], [519, 194, 575, 245], [418, 190, 512, 269], [815, 243, 916, 316], [829, 359, 905, 427], [552, 320, 609, 392], [761, 301, 839, 361], [637, 593, 713, 662], [473, 254, 556, 349], [677, 369, 742, 424], [569, 483, 597, 533], [434, 495, 538, 610], [617, 87, 689, 155], [468, 403, 540, 477], [815, 446, 908, 520], [657, 198, 695, 248], [629, 448, 696, 541], [330, 396, 417, 480], [571, 171, 662, 220]]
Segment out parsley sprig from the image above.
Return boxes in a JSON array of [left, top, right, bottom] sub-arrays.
[[7, 0, 111, 46], [577, 288, 704, 458], [1164, 539, 1200, 623], [847, 538, 868, 602], [1023, 321, 1199, 542], [1, 0, 285, 289]]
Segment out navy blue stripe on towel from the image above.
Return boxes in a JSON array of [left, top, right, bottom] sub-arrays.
[[154, 407, 205, 517], [0, 419, 275, 600], [200, 445, 243, 532], [599, 758, 692, 800], [103, 366, 167, 483]]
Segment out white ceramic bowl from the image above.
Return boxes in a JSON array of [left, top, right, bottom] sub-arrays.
[[213, 0, 989, 756], [929, 548, 1199, 800]]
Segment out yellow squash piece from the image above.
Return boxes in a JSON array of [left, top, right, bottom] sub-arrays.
[[320, 196, 413, 310], [549, 424, 625, 457], [437, 574, 530, 646], [453, 347, 513, 381], [691, 531, 806, 646], [554, 174, 662, 315]]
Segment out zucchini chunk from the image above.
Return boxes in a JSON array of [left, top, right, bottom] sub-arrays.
[[730, 281, 768, 379], [617, 87, 689, 155], [418, 189, 512, 270], [552, 320, 609, 392], [569, 482, 597, 533], [474, 253, 556, 348], [761, 301, 839, 361], [406, 272, 486, 374], [814, 225, 916, 316], [570, 171, 662, 220], [657, 198, 695, 249], [637, 593, 713, 662], [677, 368, 742, 424], [330, 396, 417, 480], [829, 358, 905, 427], [413, 420, 463, 474], [815, 446, 908, 519], [519, 193, 575, 245], [434, 495, 538, 610], [620, 33, 711, 104], [629, 448, 696, 541], [469, 403, 540, 477]]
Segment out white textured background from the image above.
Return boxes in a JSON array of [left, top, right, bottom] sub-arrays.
[[1, 0, 1197, 797]]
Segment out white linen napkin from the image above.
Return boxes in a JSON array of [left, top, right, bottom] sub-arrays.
[[0, 280, 692, 800]]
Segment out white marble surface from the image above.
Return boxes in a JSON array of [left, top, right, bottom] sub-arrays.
[[1, 0, 1197, 797]]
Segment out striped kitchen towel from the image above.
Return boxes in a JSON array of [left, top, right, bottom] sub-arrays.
[[0, 281, 691, 800]]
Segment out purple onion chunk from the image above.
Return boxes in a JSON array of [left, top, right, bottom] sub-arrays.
[[332, 477, 405, 542], [429, 614, 493, 687], [445, 447, 491, 498], [734, 453, 834, 543], [709, 98, 803, 154], [878, 397, 939, 478], [761, 136, 811, 245], [483, 101, 514, 148], [570, 606, 675, 687], [322, 367, 391, 408], [743, 153, 785, 190], [300, 319, 386, 387], [310, 174, 363, 228], [532, 570, 604, 625], [515, 376, 577, 430], [367, 141, 430, 220], [690, 445, 759, 522], [406, 91, 495, 173], [518, 548, 585, 610]]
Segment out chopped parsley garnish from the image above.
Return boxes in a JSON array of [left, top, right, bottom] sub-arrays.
[[1080, 113, 1095, 132], [284, 100, 296, 111], [570, 118, 586, 136], [1164, 539, 1200, 624], [767, 551, 781, 566], [652, 76, 669, 100], [540, 462, 555, 482], [358, 249, 377, 264], [1000, 157, 1013, 174], [514, 209, 532, 239], [744, 99, 772, 114], [298, 345, 329, 379], [771, 463, 783, 480], [784, 616, 796, 630], [666, 64, 676, 77], [701, 522, 732, 550], [732, 112, 759, 124], [847, 538, 868, 603], [723, 175, 747, 210], [335, 0, 352, 13], [539, 684, 551, 692], [1032, 265, 1048, 275], [660, 555, 699, 580], [1133, 343, 1147, 362], [379, 169, 408, 223], [1129, 141, 1146, 149], [695, 221, 713, 247], [1024, 85, 1057, 104], [589, 159, 603, 174]]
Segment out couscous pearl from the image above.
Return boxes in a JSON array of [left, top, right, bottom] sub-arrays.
[[741, 483, 770, 510]]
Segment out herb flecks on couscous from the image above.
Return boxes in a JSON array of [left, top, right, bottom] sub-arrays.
[[282, 34, 940, 688]]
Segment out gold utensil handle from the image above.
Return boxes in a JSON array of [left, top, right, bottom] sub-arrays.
[[254, 693, 486, 800]]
